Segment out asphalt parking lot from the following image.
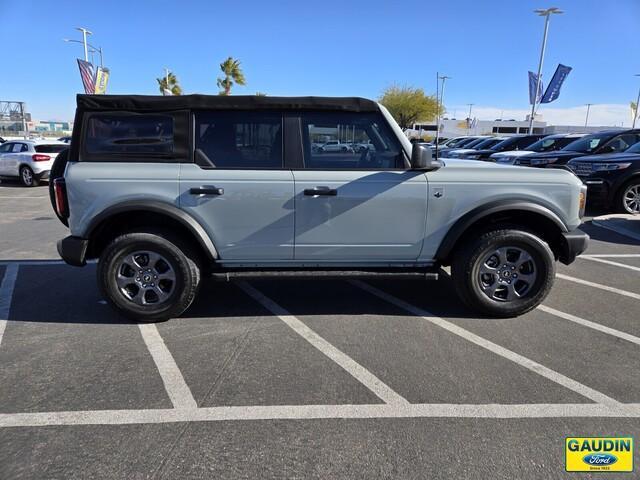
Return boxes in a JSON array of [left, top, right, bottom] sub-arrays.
[[1, 181, 639, 479]]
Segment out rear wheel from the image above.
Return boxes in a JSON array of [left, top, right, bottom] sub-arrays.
[[616, 179, 640, 214], [97, 229, 201, 322], [20, 165, 38, 187], [452, 229, 555, 317]]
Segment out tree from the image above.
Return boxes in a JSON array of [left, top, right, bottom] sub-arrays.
[[217, 57, 246, 95], [156, 72, 182, 96], [379, 85, 440, 130]]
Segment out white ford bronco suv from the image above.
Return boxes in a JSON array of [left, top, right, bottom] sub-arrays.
[[50, 94, 588, 322]]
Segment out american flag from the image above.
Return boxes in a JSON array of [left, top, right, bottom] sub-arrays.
[[77, 59, 96, 94]]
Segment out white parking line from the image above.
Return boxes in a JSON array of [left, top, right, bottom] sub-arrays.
[[1, 402, 640, 428], [138, 324, 197, 409], [0, 264, 19, 347], [583, 254, 640, 258], [351, 280, 620, 407], [556, 273, 640, 300], [580, 256, 640, 272], [538, 305, 640, 346], [238, 281, 409, 406]]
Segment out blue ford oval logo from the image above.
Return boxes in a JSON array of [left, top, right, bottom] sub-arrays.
[[583, 453, 617, 466]]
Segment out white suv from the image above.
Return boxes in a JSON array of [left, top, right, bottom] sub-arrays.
[[0, 139, 68, 186]]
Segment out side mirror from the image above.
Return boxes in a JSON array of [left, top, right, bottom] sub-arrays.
[[411, 144, 442, 170]]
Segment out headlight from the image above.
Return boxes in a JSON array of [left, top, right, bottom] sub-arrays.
[[496, 156, 512, 163], [466, 154, 480, 159], [591, 162, 631, 171], [530, 157, 558, 166]]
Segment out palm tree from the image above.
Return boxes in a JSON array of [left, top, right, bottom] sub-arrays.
[[217, 57, 246, 95], [156, 72, 182, 96]]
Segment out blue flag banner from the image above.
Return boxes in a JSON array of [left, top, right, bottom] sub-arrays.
[[541, 64, 572, 104], [528, 71, 543, 105]]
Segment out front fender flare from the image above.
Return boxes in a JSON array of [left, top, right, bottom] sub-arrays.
[[435, 200, 568, 262]]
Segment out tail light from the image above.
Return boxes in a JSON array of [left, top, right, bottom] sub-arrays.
[[32, 154, 51, 161], [54, 178, 68, 218]]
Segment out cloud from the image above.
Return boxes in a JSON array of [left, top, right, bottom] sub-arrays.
[[450, 104, 636, 128]]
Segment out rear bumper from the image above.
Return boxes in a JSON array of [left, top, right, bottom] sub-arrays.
[[558, 230, 589, 265], [57, 236, 88, 267]]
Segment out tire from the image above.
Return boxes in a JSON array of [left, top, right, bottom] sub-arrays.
[[20, 165, 38, 187], [451, 229, 555, 318], [97, 229, 201, 322], [48, 148, 70, 226], [615, 178, 640, 214]]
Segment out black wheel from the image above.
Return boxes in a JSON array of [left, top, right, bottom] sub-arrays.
[[451, 229, 555, 318], [97, 229, 201, 322], [615, 179, 640, 214], [48, 148, 70, 226], [20, 165, 38, 187], [341, 146, 347, 152]]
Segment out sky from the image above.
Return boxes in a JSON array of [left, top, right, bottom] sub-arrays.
[[1, 0, 639, 126]]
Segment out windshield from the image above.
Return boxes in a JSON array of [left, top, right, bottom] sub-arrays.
[[626, 141, 640, 153], [562, 132, 615, 153], [490, 137, 519, 151], [475, 138, 503, 149], [461, 138, 487, 149], [447, 137, 474, 148], [527, 136, 581, 152]]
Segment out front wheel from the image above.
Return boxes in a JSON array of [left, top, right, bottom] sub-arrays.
[[451, 229, 555, 318], [97, 230, 201, 322], [616, 179, 640, 214]]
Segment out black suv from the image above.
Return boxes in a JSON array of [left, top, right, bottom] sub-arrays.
[[516, 129, 640, 168], [455, 134, 546, 160], [568, 141, 640, 213]]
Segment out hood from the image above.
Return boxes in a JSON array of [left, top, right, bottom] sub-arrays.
[[491, 150, 534, 158], [575, 152, 640, 162]]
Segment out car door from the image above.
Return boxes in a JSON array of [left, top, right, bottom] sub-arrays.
[[293, 111, 428, 262], [178, 110, 295, 262], [7, 142, 28, 175], [0, 142, 14, 174]]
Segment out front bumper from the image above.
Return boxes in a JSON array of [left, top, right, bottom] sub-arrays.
[[558, 230, 589, 265], [57, 236, 88, 267]]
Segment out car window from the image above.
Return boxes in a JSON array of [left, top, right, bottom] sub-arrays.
[[602, 134, 640, 153], [513, 136, 540, 150], [85, 114, 174, 154], [626, 141, 640, 153], [0, 142, 13, 153], [35, 144, 67, 153], [194, 111, 283, 169], [302, 112, 403, 169], [563, 132, 615, 153], [13, 143, 27, 153]]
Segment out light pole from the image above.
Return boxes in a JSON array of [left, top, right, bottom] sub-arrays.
[[633, 74, 640, 129], [64, 39, 103, 66], [528, 7, 563, 132], [467, 103, 474, 134], [75, 27, 93, 62], [436, 74, 450, 144], [584, 103, 592, 128]]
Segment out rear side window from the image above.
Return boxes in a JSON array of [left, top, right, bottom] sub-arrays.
[[35, 144, 67, 153], [194, 111, 283, 168], [84, 114, 174, 154], [301, 112, 403, 169]]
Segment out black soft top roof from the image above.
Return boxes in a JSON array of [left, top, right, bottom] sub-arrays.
[[76, 94, 379, 113]]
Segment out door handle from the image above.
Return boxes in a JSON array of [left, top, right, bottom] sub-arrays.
[[189, 186, 224, 196], [304, 186, 337, 196]]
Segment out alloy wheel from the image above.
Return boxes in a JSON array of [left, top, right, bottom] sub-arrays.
[[477, 246, 537, 302], [115, 250, 176, 306], [622, 184, 640, 214]]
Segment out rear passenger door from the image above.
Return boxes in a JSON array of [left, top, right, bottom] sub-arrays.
[[178, 111, 295, 261], [293, 112, 428, 261], [0, 142, 13, 174]]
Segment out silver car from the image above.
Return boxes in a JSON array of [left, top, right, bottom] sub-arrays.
[[0, 139, 67, 186]]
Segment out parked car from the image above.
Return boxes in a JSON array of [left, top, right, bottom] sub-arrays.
[[446, 137, 508, 158], [0, 139, 68, 186], [439, 136, 490, 158], [567, 140, 640, 213], [317, 140, 354, 153], [58, 136, 72, 143], [490, 133, 586, 164], [51, 94, 588, 322], [515, 129, 640, 168], [434, 136, 488, 157], [456, 134, 546, 161]]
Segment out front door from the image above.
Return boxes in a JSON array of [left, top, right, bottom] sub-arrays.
[[293, 112, 428, 261], [178, 111, 295, 262]]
